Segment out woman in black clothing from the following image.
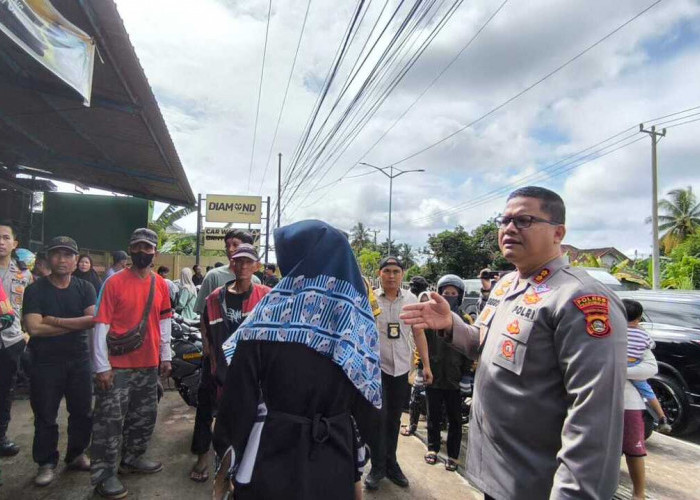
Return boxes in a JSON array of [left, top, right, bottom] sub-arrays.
[[72, 254, 102, 293], [212, 220, 381, 500], [423, 274, 470, 471]]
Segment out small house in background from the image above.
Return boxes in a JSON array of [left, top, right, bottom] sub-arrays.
[[561, 245, 630, 268]]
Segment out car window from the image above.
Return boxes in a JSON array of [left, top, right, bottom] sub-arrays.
[[463, 279, 481, 297], [640, 300, 700, 329]]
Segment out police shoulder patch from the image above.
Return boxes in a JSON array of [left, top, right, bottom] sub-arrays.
[[573, 294, 611, 338]]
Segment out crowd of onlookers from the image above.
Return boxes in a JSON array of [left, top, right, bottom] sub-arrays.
[[0, 186, 672, 500]]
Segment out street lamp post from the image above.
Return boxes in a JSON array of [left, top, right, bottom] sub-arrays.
[[359, 162, 424, 256]]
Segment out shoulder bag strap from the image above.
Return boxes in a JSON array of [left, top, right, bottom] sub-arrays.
[[138, 274, 157, 331]]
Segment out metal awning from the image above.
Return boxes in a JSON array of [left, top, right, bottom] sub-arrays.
[[0, 0, 195, 206]]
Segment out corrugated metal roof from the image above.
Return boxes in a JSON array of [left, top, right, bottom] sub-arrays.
[[0, 0, 195, 206]]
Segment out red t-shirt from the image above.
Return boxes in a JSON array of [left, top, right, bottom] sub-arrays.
[[95, 269, 172, 369]]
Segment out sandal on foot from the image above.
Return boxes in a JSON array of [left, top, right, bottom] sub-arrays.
[[445, 459, 458, 471], [400, 426, 416, 436], [424, 452, 438, 465], [189, 464, 209, 483]]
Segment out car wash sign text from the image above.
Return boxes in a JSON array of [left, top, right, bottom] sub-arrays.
[[205, 195, 262, 224]]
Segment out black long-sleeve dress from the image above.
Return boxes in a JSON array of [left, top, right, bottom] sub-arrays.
[[213, 340, 378, 500]]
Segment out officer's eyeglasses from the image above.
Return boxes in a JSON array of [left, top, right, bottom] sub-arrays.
[[495, 215, 563, 229]]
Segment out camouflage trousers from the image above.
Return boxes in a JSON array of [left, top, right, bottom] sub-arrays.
[[90, 368, 158, 485]]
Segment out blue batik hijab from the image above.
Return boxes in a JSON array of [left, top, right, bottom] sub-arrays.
[[221, 220, 382, 408]]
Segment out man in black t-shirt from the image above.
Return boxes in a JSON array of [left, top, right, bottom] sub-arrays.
[[262, 263, 279, 288], [22, 236, 96, 487]]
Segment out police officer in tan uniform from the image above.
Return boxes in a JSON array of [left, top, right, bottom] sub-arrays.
[[401, 187, 626, 500]]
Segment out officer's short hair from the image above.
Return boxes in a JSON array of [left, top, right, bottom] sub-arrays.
[[508, 186, 565, 224], [622, 299, 644, 322], [224, 229, 254, 245]]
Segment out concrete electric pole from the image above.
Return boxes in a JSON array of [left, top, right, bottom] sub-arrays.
[[639, 124, 667, 290]]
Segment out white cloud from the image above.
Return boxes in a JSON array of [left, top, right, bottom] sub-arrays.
[[113, 0, 700, 257]]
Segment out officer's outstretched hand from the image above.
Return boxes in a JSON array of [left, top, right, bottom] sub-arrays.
[[400, 292, 453, 331]]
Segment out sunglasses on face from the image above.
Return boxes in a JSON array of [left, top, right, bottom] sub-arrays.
[[495, 214, 562, 229]]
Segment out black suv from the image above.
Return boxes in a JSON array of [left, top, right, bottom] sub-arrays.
[[617, 290, 700, 435]]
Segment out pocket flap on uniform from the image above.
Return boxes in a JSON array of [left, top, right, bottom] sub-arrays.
[[501, 318, 534, 344], [492, 334, 527, 376]]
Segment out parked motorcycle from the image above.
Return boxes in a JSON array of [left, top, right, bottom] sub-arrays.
[[169, 315, 203, 407]]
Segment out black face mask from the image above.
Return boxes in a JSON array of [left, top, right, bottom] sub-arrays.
[[130, 252, 154, 269], [443, 295, 460, 312]]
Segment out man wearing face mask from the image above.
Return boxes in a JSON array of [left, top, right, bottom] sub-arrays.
[[90, 228, 173, 499]]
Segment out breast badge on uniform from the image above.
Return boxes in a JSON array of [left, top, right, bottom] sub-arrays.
[[523, 291, 541, 305], [506, 319, 520, 335], [501, 339, 516, 360], [573, 295, 611, 338], [493, 279, 513, 297]]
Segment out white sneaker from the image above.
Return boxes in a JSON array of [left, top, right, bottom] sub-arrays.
[[35, 464, 56, 486]]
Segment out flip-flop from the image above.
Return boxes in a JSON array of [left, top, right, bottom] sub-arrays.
[[445, 459, 458, 471], [189, 464, 210, 483], [424, 452, 438, 465]]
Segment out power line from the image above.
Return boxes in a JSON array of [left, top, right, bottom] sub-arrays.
[[284, 0, 465, 215], [257, 0, 313, 194], [285, 0, 509, 208], [246, 0, 274, 193], [390, 0, 665, 166]]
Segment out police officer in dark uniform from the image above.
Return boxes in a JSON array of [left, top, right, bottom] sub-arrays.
[[401, 186, 626, 500]]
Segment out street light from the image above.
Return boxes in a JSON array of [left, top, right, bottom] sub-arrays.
[[359, 162, 425, 256]]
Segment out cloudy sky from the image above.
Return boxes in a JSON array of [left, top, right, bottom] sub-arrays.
[[113, 0, 700, 259]]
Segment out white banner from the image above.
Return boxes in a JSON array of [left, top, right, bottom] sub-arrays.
[[205, 195, 262, 224], [203, 227, 260, 251], [0, 0, 95, 105]]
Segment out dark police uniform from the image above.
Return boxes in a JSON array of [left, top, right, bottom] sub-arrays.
[[442, 256, 626, 500]]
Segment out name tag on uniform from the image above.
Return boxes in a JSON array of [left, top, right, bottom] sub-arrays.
[[387, 322, 401, 339]]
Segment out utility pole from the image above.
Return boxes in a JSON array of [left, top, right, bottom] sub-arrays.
[[359, 162, 424, 256], [277, 153, 282, 228], [195, 193, 202, 266], [370, 229, 381, 247], [639, 124, 666, 290]]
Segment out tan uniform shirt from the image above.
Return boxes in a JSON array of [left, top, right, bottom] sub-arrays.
[[443, 256, 626, 500], [0, 260, 32, 347], [375, 288, 417, 377]]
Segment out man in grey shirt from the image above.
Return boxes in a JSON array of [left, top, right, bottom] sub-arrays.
[[194, 230, 260, 315], [401, 187, 626, 500], [364, 256, 432, 492]]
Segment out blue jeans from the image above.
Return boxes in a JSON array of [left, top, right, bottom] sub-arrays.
[[628, 358, 657, 401]]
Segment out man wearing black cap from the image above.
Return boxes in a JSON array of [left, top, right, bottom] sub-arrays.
[[364, 256, 432, 491], [408, 276, 429, 297], [90, 228, 173, 499], [22, 236, 97, 486], [190, 243, 271, 482]]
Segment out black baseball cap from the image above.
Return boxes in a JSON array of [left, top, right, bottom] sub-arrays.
[[231, 243, 260, 261], [379, 256, 404, 270], [129, 228, 158, 248], [410, 276, 428, 286], [46, 236, 78, 254]]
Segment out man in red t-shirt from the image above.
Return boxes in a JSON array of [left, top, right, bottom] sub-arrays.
[[90, 228, 172, 499]]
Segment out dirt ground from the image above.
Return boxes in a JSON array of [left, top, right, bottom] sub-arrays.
[[0, 391, 481, 499]]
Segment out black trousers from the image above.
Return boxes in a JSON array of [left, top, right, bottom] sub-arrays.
[[191, 356, 216, 456], [0, 339, 25, 439], [30, 354, 93, 466], [426, 387, 462, 460], [368, 371, 410, 473]]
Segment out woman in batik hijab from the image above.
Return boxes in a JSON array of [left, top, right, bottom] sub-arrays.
[[212, 220, 382, 500]]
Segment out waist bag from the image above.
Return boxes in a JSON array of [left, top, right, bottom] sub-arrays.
[[107, 274, 155, 356]]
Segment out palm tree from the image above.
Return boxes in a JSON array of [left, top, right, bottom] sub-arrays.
[[351, 222, 371, 252], [397, 243, 416, 269], [148, 204, 195, 247], [658, 186, 700, 253]]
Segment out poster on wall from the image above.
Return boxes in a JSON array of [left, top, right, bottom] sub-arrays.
[[0, 0, 95, 105]]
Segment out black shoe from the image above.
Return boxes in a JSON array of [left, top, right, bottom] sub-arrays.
[[386, 463, 409, 488], [364, 468, 385, 490], [96, 476, 128, 499], [0, 438, 19, 457]]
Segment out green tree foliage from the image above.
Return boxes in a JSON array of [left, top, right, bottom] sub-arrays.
[[425, 225, 493, 279], [351, 222, 371, 253], [657, 186, 700, 253], [663, 230, 700, 289], [357, 248, 381, 277]]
